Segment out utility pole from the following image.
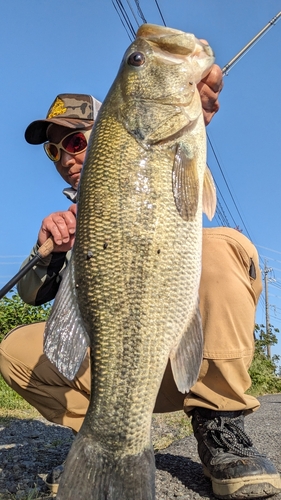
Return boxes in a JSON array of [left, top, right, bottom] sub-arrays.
[[263, 261, 272, 359]]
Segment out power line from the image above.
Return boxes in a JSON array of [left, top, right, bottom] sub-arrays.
[[213, 199, 230, 227], [154, 0, 166, 26], [133, 0, 147, 24], [209, 13, 281, 237], [126, 0, 141, 27], [0, 257, 24, 261], [210, 170, 238, 228], [111, 0, 249, 234], [112, 0, 136, 40], [112, 0, 167, 38], [207, 135, 252, 239], [270, 304, 281, 311], [111, 3, 280, 251], [263, 265, 281, 274], [0, 262, 22, 265], [257, 244, 281, 255], [270, 282, 281, 291]]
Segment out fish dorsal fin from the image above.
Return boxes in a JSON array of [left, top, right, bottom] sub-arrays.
[[44, 262, 90, 380], [172, 143, 199, 221], [203, 165, 217, 220], [169, 305, 203, 393]]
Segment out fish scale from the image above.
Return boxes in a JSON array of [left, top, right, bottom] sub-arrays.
[[44, 23, 216, 499]]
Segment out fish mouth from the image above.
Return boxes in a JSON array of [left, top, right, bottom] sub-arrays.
[[136, 23, 214, 59]]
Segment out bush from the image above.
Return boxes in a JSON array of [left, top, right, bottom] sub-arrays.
[[248, 324, 281, 395], [0, 291, 51, 343], [0, 292, 52, 412], [248, 354, 281, 395]]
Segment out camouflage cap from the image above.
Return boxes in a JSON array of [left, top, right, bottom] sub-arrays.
[[25, 93, 102, 145]]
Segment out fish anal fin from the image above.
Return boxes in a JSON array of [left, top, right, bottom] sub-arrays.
[[44, 262, 90, 380], [172, 143, 199, 221], [203, 165, 217, 220], [170, 306, 203, 394]]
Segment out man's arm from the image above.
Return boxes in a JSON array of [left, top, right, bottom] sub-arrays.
[[17, 244, 71, 306], [17, 205, 76, 305]]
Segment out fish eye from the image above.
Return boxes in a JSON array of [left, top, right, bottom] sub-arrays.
[[127, 51, 145, 67]]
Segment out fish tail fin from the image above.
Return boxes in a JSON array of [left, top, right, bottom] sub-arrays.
[[56, 433, 155, 500]]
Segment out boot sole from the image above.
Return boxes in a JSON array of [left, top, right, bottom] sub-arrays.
[[203, 466, 281, 499], [45, 480, 59, 494]]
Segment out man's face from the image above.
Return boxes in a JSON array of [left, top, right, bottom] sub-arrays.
[[46, 124, 92, 189]]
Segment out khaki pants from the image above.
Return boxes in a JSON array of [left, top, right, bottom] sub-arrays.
[[0, 227, 262, 433]]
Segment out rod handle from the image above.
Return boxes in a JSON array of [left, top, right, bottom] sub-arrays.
[[37, 237, 55, 259]]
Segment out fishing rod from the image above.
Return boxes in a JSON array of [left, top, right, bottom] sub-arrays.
[[0, 237, 54, 300], [222, 11, 281, 75], [112, 2, 281, 74], [208, 11, 281, 235]]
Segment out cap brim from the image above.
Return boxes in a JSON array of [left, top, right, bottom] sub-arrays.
[[25, 117, 94, 145]]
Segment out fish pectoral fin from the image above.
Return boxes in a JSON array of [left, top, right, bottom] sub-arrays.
[[169, 306, 203, 394], [44, 262, 90, 381], [172, 143, 199, 221], [203, 165, 217, 220]]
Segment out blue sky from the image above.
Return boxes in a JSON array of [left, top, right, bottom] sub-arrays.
[[1, 1, 281, 361]]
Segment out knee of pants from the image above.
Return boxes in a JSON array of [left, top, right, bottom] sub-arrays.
[[200, 228, 260, 358], [0, 322, 46, 382]]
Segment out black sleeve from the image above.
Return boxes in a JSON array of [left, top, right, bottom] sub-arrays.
[[34, 252, 67, 305]]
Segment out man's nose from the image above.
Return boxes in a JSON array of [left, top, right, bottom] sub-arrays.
[[60, 150, 76, 167]]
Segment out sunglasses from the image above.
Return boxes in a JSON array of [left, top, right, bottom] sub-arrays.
[[44, 129, 92, 162]]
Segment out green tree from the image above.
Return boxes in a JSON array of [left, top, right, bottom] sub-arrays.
[[0, 291, 51, 343], [248, 323, 281, 395], [255, 323, 280, 361]]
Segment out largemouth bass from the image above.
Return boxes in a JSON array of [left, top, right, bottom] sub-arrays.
[[44, 23, 216, 500]]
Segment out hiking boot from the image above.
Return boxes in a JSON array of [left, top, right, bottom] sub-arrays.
[[45, 462, 64, 494], [191, 408, 281, 499]]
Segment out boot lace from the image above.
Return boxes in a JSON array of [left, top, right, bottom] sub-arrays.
[[206, 416, 264, 457]]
